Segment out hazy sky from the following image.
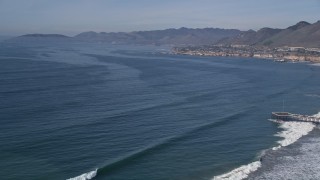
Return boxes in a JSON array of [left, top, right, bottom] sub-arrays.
[[0, 0, 319, 36]]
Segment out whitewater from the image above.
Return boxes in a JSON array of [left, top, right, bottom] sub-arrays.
[[70, 113, 319, 180], [213, 113, 319, 180], [67, 169, 97, 180]]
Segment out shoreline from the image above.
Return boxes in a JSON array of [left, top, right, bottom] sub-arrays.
[[173, 45, 320, 63], [247, 127, 320, 179], [213, 119, 317, 180]]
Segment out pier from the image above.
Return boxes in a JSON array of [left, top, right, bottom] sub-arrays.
[[271, 112, 320, 123]]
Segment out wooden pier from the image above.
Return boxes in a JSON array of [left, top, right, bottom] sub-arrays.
[[271, 112, 320, 123]]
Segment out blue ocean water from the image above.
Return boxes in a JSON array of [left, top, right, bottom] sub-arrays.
[[0, 42, 320, 180]]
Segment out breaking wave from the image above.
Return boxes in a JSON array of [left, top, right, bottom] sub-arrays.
[[67, 169, 97, 180], [212, 112, 318, 180], [68, 111, 319, 180], [312, 112, 320, 118], [272, 120, 315, 150], [66, 108, 253, 180], [212, 161, 261, 180]]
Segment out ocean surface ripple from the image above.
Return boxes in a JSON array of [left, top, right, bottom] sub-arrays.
[[1, 42, 320, 180]]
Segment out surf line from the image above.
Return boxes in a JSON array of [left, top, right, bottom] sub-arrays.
[[212, 113, 318, 180]]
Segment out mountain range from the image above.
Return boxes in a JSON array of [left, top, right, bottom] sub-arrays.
[[74, 28, 241, 45], [5, 20, 320, 47], [217, 21, 320, 48], [7, 28, 240, 46]]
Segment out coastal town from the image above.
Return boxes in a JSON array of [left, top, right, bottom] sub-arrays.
[[173, 45, 320, 62]]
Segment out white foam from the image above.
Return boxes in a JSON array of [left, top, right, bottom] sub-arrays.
[[312, 112, 320, 118], [272, 121, 315, 150], [67, 169, 97, 180], [212, 161, 261, 180], [212, 112, 319, 180], [250, 132, 320, 179]]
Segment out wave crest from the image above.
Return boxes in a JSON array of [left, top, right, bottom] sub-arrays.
[[212, 161, 261, 180], [312, 112, 320, 118], [212, 112, 318, 180], [67, 169, 98, 180], [272, 120, 315, 150]]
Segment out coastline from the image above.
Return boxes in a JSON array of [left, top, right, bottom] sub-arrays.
[[213, 118, 318, 180], [173, 45, 320, 63]]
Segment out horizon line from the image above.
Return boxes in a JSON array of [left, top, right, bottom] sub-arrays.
[[4, 20, 320, 37]]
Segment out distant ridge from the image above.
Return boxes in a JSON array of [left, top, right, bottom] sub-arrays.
[[6, 29, 241, 45], [287, 21, 311, 31], [6, 20, 320, 47], [6, 34, 72, 43], [216, 28, 282, 46], [74, 28, 242, 45], [262, 21, 320, 47], [217, 21, 320, 48], [19, 34, 70, 38]]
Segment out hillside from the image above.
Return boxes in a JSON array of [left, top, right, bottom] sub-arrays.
[[217, 21, 320, 48], [217, 28, 282, 46], [262, 21, 320, 47]]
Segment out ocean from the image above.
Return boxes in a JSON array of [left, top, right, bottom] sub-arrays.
[[1, 41, 320, 180]]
